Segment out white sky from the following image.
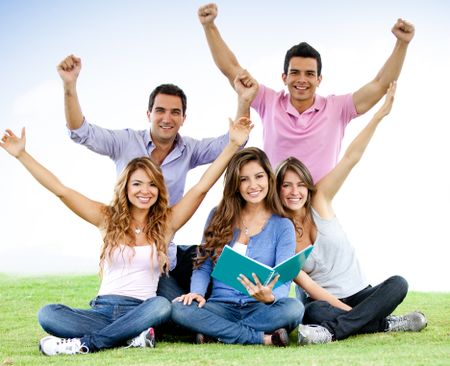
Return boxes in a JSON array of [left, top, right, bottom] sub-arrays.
[[1, 0, 449, 291]]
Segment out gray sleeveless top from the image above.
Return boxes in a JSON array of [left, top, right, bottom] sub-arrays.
[[302, 208, 369, 299]]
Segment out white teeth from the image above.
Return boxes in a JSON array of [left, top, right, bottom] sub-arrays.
[[137, 197, 150, 203], [248, 191, 260, 197]]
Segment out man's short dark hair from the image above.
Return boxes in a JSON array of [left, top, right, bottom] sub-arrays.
[[148, 84, 187, 115], [283, 42, 322, 76]]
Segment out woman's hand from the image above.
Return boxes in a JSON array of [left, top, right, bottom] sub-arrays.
[[0, 128, 26, 158], [173, 292, 206, 308], [238, 273, 279, 304], [228, 116, 253, 147], [374, 81, 397, 120]]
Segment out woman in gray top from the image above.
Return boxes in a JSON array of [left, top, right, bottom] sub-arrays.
[[275, 82, 427, 345]]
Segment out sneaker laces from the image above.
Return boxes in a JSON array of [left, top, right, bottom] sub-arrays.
[[57, 338, 88, 354], [312, 326, 333, 343]]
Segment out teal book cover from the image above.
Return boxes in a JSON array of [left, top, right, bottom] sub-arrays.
[[211, 245, 313, 295]]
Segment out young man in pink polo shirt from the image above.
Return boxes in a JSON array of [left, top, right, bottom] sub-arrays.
[[197, 3, 415, 183]]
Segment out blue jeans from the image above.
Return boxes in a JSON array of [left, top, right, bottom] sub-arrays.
[[38, 295, 171, 352], [172, 298, 303, 344], [303, 275, 408, 340], [157, 245, 197, 301]]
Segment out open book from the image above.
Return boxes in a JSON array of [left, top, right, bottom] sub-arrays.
[[211, 245, 313, 295]]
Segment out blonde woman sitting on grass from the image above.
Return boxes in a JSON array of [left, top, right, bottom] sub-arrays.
[[0, 112, 252, 356]]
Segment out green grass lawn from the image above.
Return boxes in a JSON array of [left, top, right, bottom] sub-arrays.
[[0, 273, 449, 366]]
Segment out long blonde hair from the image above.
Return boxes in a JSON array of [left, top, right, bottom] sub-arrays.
[[100, 157, 171, 274], [195, 147, 285, 267]]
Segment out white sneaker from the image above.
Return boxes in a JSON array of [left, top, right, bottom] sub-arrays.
[[126, 327, 156, 348], [298, 324, 333, 345], [39, 336, 89, 356]]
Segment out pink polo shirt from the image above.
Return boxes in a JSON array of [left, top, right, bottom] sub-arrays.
[[252, 84, 358, 183]]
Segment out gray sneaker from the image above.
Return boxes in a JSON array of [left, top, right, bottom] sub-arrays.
[[386, 311, 427, 332], [298, 324, 333, 345]]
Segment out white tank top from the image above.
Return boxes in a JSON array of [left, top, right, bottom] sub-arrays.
[[233, 242, 248, 256], [97, 244, 160, 301]]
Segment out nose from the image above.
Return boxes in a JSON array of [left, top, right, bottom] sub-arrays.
[[298, 72, 307, 82], [248, 178, 258, 189]]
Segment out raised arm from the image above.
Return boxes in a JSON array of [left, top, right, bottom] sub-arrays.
[[234, 70, 258, 119], [57, 54, 84, 130], [198, 3, 250, 89], [1, 128, 105, 227], [168, 117, 253, 236], [294, 271, 351, 311], [316, 82, 397, 207], [353, 19, 414, 115]]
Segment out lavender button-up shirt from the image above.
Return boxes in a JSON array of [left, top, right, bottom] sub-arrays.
[[69, 119, 229, 206]]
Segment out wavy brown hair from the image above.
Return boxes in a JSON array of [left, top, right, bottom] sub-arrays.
[[275, 157, 317, 238], [100, 157, 171, 274], [195, 147, 285, 267]]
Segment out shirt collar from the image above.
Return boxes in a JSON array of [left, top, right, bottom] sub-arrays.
[[145, 130, 186, 150], [285, 94, 325, 116]]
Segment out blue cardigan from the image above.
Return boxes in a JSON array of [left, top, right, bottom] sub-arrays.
[[191, 211, 296, 303]]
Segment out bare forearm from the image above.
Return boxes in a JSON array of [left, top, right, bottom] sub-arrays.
[[375, 40, 408, 88], [344, 116, 382, 166], [295, 273, 351, 311], [235, 98, 251, 119], [198, 142, 240, 193], [203, 23, 242, 85], [63, 82, 84, 130], [17, 151, 67, 197]]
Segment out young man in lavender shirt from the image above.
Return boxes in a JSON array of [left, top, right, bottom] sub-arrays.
[[57, 54, 232, 301], [197, 3, 415, 183]]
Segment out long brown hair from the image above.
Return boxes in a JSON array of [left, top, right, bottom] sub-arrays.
[[195, 147, 285, 267], [275, 157, 317, 238], [101, 157, 171, 274]]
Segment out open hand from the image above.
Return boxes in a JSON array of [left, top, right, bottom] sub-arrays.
[[228, 116, 253, 147], [238, 273, 278, 303], [0, 128, 26, 158], [375, 81, 397, 119]]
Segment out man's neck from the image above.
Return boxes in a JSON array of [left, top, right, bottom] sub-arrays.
[[290, 95, 316, 114], [150, 133, 177, 166]]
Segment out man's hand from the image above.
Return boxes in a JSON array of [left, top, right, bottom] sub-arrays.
[[234, 69, 258, 104], [198, 3, 218, 25], [392, 18, 415, 44], [57, 54, 81, 85]]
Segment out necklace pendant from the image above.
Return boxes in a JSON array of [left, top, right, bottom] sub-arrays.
[[134, 227, 142, 235]]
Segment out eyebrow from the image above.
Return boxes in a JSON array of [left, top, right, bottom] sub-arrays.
[[240, 171, 266, 178], [154, 106, 182, 113]]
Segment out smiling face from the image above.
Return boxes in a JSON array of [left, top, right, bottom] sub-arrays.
[[238, 161, 269, 205], [147, 93, 186, 144], [282, 56, 322, 111], [127, 168, 159, 211], [279, 169, 309, 212]]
